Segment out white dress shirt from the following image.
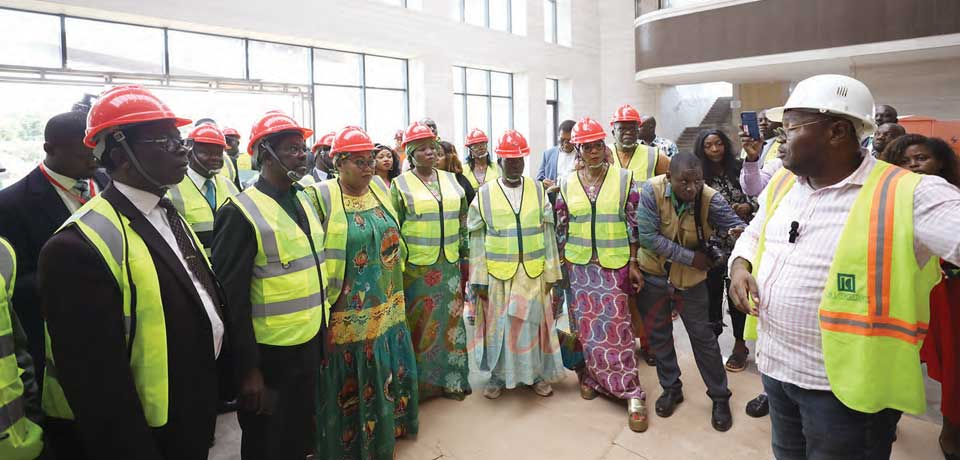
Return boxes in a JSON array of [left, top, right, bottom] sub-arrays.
[[113, 181, 224, 357], [187, 166, 213, 191], [555, 149, 577, 181], [730, 154, 960, 390], [43, 161, 99, 213]]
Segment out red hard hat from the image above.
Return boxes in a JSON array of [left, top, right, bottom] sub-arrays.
[[571, 117, 607, 144], [312, 131, 336, 151], [246, 112, 314, 155], [610, 104, 642, 125], [401, 121, 436, 149], [331, 126, 376, 156], [495, 130, 530, 158], [84, 85, 191, 148], [187, 124, 226, 147], [222, 127, 241, 138], [464, 128, 489, 146]]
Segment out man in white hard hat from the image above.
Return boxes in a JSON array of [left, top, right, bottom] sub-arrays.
[[728, 74, 960, 459]]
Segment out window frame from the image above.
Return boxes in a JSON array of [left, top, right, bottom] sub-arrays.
[[545, 0, 558, 44], [546, 78, 559, 147], [453, 65, 514, 151], [459, 0, 513, 33]]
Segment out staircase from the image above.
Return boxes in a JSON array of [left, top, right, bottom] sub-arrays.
[[674, 96, 735, 154]]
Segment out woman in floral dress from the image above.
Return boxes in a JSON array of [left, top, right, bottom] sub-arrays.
[[307, 126, 418, 460], [390, 122, 472, 400]]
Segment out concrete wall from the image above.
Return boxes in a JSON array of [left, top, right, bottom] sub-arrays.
[[657, 82, 732, 141], [855, 57, 960, 120], [738, 82, 789, 113], [600, 0, 659, 129]]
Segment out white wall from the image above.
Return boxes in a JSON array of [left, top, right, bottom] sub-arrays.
[[854, 57, 960, 120], [599, 0, 658, 132], [2, 0, 624, 174], [657, 82, 732, 141]]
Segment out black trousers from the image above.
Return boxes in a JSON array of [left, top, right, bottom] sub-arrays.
[[237, 335, 320, 460], [705, 266, 746, 341]]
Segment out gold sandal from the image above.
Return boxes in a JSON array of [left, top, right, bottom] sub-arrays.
[[580, 384, 598, 400], [628, 397, 649, 432]]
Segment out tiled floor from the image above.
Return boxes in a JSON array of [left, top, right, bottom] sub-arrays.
[[210, 312, 945, 459]]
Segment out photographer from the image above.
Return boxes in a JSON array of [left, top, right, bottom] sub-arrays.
[[635, 152, 745, 432]]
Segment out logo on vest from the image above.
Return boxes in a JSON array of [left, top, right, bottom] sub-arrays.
[[837, 273, 856, 293]]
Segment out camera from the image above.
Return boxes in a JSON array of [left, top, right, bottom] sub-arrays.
[[702, 236, 727, 268]]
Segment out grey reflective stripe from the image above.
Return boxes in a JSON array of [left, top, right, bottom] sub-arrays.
[[0, 395, 25, 433], [0, 245, 13, 288], [79, 210, 123, 268], [326, 248, 346, 260], [252, 253, 320, 279], [873, 171, 898, 316], [406, 234, 459, 246], [394, 175, 417, 215], [820, 315, 928, 338], [408, 210, 458, 221], [167, 184, 186, 215], [316, 185, 332, 233], [490, 226, 542, 238], [619, 169, 630, 211], [480, 185, 494, 223], [235, 194, 281, 264], [488, 247, 546, 262], [0, 333, 13, 359], [646, 147, 657, 179], [252, 292, 323, 318], [328, 278, 343, 291], [567, 236, 624, 249], [595, 214, 623, 223], [534, 180, 543, 213], [192, 221, 214, 233]]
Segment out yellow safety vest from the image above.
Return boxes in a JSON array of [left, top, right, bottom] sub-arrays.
[[392, 170, 463, 266], [759, 140, 782, 165], [236, 153, 252, 171], [42, 196, 179, 427], [166, 172, 239, 250], [306, 179, 405, 305], [228, 187, 327, 344], [465, 162, 500, 191], [0, 238, 43, 460], [477, 178, 546, 281], [745, 162, 939, 414], [561, 167, 632, 269], [611, 144, 658, 182], [636, 175, 717, 289], [220, 153, 237, 184]]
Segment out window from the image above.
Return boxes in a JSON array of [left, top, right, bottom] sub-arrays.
[[65, 18, 165, 74], [167, 31, 245, 79], [544, 0, 558, 43], [546, 78, 559, 148], [248, 41, 310, 84], [313, 50, 408, 144], [0, 9, 61, 68], [452, 66, 513, 156], [459, 0, 512, 33]]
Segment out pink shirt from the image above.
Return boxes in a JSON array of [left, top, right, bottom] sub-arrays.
[[730, 154, 960, 390]]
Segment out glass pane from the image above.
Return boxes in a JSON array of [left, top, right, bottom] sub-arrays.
[[466, 68, 488, 95], [378, 0, 405, 5], [464, 0, 485, 27], [546, 103, 557, 148], [66, 18, 164, 73], [491, 72, 511, 97], [313, 49, 361, 86], [544, 0, 557, 43], [249, 41, 310, 84], [167, 31, 245, 78], [452, 67, 465, 94], [491, 97, 512, 157], [467, 95, 490, 150], [365, 89, 406, 147], [546, 78, 558, 100], [0, 10, 61, 68], [314, 86, 363, 134], [453, 95, 465, 153], [364, 56, 405, 89], [490, 0, 510, 31]]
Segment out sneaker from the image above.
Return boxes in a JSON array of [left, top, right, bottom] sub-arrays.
[[483, 382, 503, 400], [532, 380, 554, 397]]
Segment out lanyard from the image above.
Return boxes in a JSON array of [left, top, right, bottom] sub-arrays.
[[39, 163, 97, 205]]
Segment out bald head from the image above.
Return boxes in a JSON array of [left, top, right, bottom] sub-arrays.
[[43, 111, 98, 180], [669, 152, 702, 174], [874, 105, 898, 126]]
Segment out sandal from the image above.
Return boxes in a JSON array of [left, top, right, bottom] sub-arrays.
[[725, 349, 748, 372], [628, 397, 649, 432], [580, 383, 598, 400]]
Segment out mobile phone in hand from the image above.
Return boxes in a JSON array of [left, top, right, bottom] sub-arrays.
[[740, 111, 761, 140]]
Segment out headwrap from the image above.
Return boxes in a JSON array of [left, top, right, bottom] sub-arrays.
[[405, 137, 440, 167]]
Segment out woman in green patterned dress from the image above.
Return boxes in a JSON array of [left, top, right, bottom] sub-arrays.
[[390, 122, 472, 401], [307, 126, 418, 460]]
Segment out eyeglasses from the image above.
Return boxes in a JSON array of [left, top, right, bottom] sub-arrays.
[[577, 141, 605, 153], [347, 157, 377, 169], [782, 118, 830, 139], [136, 136, 185, 153]]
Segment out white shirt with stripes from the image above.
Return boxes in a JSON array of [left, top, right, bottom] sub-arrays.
[[729, 153, 960, 390]]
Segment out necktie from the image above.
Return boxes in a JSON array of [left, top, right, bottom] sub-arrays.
[[158, 198, 221, 308], [203, 179, 216, 210], [73, 180, 91, 201]]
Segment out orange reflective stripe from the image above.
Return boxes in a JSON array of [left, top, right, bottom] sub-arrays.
[[867, 167, 909, 319], [820, 319, 926, 345], [820, 309, 928, 333], [767, 169, 796, 208]]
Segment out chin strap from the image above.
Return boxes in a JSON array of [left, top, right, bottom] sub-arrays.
[[113, 131, 170, 190]]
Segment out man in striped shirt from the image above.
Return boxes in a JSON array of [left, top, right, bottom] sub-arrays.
[[729, 75, 960, 459]]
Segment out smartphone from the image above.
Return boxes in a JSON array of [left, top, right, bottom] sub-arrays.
[[740, 111, 761, 140]]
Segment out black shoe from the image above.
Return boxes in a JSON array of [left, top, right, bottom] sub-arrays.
[[640, 348, 657, 367], [712, 400, 733, 432], [745, 394, 769, 418], [655, 389, 684, 417], [217, 398, 238, 414]]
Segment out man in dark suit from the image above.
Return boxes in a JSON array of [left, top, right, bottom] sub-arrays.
[[0, 110, 109, 385], [39, 85, 224, 459]]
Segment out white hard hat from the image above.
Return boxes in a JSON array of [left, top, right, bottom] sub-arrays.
[[767, 74, 877, 140]]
